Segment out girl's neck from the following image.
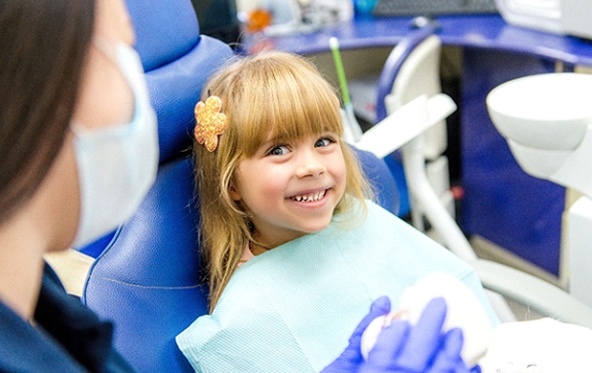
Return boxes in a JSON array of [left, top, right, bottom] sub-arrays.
[[249, 240, 273, 256], [250, 228, 306, 255]]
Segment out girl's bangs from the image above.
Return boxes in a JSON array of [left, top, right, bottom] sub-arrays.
[[238, 75, 343, 156]]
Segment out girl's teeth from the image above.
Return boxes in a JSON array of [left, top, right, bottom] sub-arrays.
[[293, 190, 326, 202]]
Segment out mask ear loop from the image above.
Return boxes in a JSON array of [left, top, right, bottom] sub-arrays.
[[70, 120, 89, 135], [92, 36, 119, 64], [90, 36, 138, 125]]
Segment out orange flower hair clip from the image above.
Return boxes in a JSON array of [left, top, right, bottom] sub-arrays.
[[194, 95, 228, 152]]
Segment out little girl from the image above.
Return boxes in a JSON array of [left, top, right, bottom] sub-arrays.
[[177, 51, 497, 372], [191, 50, 371, 311]]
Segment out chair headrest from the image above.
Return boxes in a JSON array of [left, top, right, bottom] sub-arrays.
[[125, 0, 235, 163], [354, 148, 399, 215], [126, 0, 200, 72], [146, 37, 234, 163]]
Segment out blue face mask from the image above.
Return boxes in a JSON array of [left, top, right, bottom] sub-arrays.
[[71, 42, 159, 249]]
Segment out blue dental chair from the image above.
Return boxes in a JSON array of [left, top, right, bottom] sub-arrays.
[[81, 1, 398, 372], [81, 1, 592, 369], [81, 1, 233, 372]]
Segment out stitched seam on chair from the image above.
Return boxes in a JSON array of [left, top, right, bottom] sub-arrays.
[[93, 276, 203, 290]]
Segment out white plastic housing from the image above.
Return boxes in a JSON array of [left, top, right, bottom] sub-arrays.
[[487, 73, 592, 200]]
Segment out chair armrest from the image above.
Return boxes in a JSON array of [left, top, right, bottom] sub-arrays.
[[355, 93, 456, 158]]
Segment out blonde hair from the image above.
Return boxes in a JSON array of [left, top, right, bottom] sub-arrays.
[[193, 51, 372, 311]]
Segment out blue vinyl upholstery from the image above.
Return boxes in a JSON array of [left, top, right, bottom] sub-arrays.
[[82, 1, 233, 371]]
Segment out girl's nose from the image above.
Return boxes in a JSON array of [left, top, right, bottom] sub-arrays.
[[295, 151, 326, 178]]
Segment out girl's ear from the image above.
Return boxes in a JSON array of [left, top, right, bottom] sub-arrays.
[[229, 183, 241, 201]]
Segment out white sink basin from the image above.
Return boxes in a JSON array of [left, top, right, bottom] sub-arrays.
[[487, 73, 592, 151]]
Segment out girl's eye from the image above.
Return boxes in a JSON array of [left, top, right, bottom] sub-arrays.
[[315, 137, 334, 148], [267, 145, 289, 156]]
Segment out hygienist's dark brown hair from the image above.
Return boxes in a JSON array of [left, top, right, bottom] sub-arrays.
[[0, 0, 95, 223]]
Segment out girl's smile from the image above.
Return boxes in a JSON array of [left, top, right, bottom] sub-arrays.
[[288, 188, 328, 203]]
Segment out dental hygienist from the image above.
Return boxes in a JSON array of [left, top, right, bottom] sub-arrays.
[[0, 0, 466, 371], [0, 0, 153, 370]]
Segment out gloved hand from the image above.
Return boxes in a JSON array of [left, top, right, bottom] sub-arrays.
[[359, 297, 476, 373], [321, 296, 392, 373]]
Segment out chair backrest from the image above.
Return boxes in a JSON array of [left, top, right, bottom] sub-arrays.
[[82, 1, 399, 372]]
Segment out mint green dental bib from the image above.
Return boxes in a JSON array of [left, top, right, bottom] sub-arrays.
[[176, 200, 497, 372]]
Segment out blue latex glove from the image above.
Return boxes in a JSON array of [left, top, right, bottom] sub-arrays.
[[323, 297, 479, 373], [321, 296, 392, 373], [360, 297, 475, 373]]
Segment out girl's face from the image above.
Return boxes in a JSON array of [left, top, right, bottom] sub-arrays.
[[230, 131, 346, 248]]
